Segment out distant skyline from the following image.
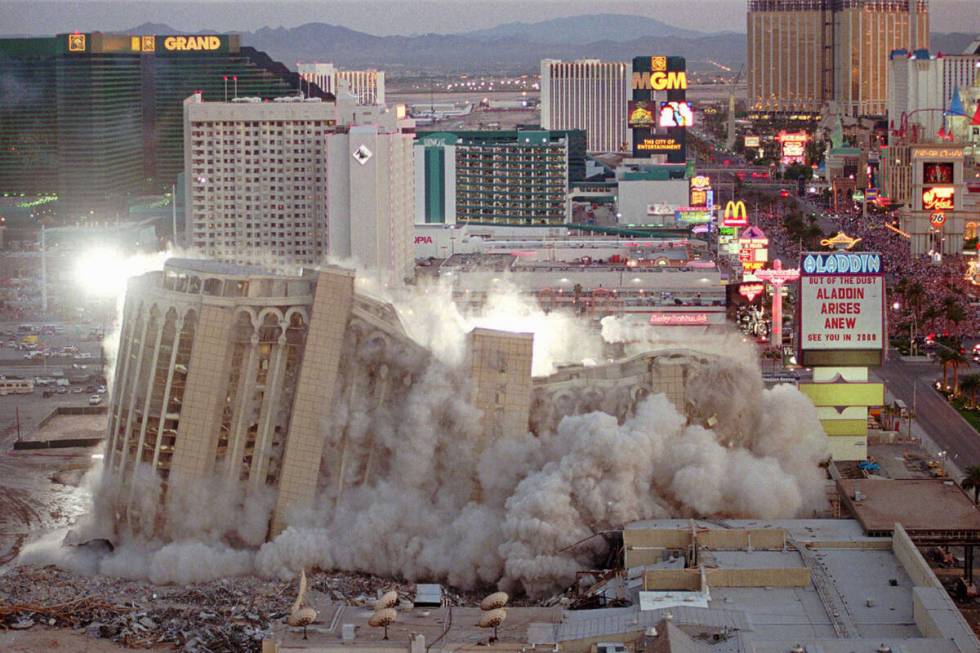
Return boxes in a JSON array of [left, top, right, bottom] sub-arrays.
[[2, 0, 978, 37]]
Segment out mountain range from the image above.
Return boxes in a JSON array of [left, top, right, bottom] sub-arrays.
[[107, 15, 979, 75]]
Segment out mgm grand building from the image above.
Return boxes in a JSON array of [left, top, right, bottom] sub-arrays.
[[105, 259, 730, 537]]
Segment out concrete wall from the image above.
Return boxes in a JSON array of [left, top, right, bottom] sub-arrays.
[[625, 527, 785, 552], [171, 304, 235, 481], [467, 328, 534, 441], [642, 569, 702, 591], [642, 566, 810, 590], [273, 268, 355, 534], [912, 586, 980, 652], [616, 179, 689, 225], [705, 567, 810, 588], [624, 547, 667, 568], [699, 528, 785, 550], [893, 523, 943, 589], [623, 528, 692, 549]]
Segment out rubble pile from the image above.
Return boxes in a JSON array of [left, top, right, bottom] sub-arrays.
[[1, 566, 284, 652], [0, 565, 488, 651]]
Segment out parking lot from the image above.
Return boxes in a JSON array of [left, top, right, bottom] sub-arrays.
[[0, 320, 110, 437]]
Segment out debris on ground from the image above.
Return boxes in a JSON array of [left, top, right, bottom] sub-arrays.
[[0, 564, 517, 651]]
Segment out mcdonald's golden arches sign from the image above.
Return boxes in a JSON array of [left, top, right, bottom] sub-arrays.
[[723, 200, 749, 227]]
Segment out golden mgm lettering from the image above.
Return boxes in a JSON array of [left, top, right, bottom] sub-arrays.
[[163, 35, 222, 51], [632, 71, 688, 91]]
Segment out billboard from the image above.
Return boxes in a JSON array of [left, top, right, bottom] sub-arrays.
[[689, 175, 712, 208], [922, 186, 954, 211], [799, 252, 884, 363], [635, 136, 683, 153], [923, 161, 954, 184], [659, 101, 693, 127], [631, 55, 687, 162], [738, 225, 769, 272], [628, 101, 656, 128], [744, 135, 760, 148], [674, 208, 713, 224], [777, 131, 808, 165]]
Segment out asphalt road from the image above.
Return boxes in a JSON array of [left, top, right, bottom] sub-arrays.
[[876, 356, 980, 470]]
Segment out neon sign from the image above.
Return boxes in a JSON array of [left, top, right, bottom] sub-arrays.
[[163, 36, 223, 51], [723, 200, 749, 227], [922, 187, 954, 211], [649, 313, 709, 326], [739, 283, 765, 302], [632, 71, 688, 91]]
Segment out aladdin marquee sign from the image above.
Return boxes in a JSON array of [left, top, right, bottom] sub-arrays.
[[799, 252, 884, 362]]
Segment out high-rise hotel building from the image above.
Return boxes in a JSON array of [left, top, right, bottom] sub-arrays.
[[540, 59, 631, 153], [747, 0, 929, 117], [297, 63, 386, 105], [0, 32, 328, 216], [183, 93, 415, 285]]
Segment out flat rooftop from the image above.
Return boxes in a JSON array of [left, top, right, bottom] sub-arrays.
[[269, 604, 560, 649], [838, 478, 980, 538], [24, 412, 106, 443]]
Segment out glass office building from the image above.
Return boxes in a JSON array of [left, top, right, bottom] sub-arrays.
[[0, 33, 331, 217]]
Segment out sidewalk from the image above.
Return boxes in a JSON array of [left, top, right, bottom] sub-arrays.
[[878, 380, 964, 482]]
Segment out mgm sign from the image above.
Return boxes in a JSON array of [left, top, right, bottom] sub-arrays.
[[631, 56, 688, 163]]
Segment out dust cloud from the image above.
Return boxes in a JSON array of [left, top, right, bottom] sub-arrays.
[[21, 259, 830, 598]]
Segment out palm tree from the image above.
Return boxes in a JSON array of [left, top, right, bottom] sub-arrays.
[[943, 297, 967, 325], [962, 465, 980, 504], [938, 348, 968, 393], [961, 373, 980, 409], [938, 348, 954, 389]]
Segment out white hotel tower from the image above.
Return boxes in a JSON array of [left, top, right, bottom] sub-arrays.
[[182, 93, 415, 286], [540, 59, 631, 154]]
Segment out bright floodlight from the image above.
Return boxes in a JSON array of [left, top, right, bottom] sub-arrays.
[[74, 246, 130, 299]]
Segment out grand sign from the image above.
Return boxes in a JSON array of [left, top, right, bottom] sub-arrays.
[[163, 35, 223, 51], [799, 252, 884, 353]]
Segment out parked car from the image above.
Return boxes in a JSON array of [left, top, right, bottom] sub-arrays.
[[88, 394, 102, 406]]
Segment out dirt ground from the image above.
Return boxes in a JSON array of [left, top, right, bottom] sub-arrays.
[[0, 629, 133, 652]]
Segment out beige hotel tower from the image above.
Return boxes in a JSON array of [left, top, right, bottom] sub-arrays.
[[748, 0, 928, 117]]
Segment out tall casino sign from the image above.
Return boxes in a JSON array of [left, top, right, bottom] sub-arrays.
[[631, 55, 688, 163]]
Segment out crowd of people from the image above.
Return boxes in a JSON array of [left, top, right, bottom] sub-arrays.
[[751, 199, 980, 341], [835, 210, 980, 340]]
